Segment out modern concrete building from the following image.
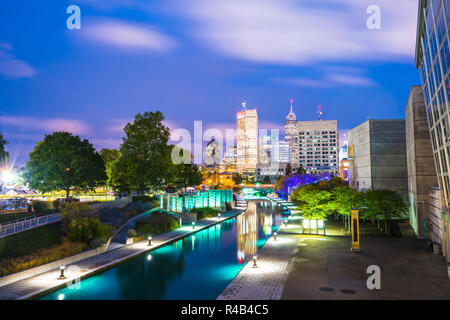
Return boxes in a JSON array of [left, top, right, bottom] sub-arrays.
[[415, 0, 450, 260], [405, 85, 439, 238], [236, 105, 258, 175], [348, 119, 408, 201]]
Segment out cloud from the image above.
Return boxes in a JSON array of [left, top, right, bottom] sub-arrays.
[[179, 0, 418, 65], [82, 19, 177, 52], [0, 116, 91, 135], [277, 72, 377, 88], [0, 43, 36, 79]]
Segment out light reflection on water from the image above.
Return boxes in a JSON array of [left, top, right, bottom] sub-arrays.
[[41, 200, 283, 300]]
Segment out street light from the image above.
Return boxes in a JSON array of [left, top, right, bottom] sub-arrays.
[[252, 255, 258, 268], [0, 169, 14, 184], [274, 232, 277, 241], [58, 265, 66, 279], [192, 221, 195, 229], [148, 236, 152, 246], [218, 213, 221, 219]]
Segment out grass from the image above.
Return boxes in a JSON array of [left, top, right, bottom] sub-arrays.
[[0, 224, 61, 260], [134, 211, 180, 238], [0, 224, 88, 277], [190, 207, 222, 220]]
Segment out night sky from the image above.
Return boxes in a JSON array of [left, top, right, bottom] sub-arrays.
[[0, 0, 420, 166]]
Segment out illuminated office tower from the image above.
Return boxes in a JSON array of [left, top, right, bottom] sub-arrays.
[[236, 104, 258, 175], [285, 99, 298, 167]]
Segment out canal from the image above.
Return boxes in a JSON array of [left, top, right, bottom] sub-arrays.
[[41, 200, 285, 300]]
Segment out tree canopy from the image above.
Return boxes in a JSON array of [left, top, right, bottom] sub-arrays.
[[26, 132, 106, 198], [111, 111, 171, 192], [169, 146, 202, 190], [100, 148, 120, 188]]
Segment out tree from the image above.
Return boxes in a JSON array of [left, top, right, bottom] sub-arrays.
[[291, 184, 333, 220], [295, 166, 307, 175], [112, 111, 171, 192], [0, 132, 7, 156], [232, 173, 243, 185], [262, 176, 271, 184], [170, 147, 202, 192], [26, 132, 106, 198], [329, 185, 362, 229], [285, 163, 292, 176], [100, 149, 120, 188], [360, 189, 407, 233]]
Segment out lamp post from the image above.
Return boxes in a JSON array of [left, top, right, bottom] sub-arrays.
[[274, 232, 277, 241], [148, 236, 152, 246], [192, 221, 195, 229], [58, 265, 66, 279], [252, 255, 258, 268]]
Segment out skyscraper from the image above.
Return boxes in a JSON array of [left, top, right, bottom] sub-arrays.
[[284, 100, 339, 174], [415, 0, 450, 259], [285, 99, 299, 167], [236, 104, 258, 175]]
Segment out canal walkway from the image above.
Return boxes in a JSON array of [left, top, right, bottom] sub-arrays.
[[218, 218, 450, 300], [0, 199, 248, 300]]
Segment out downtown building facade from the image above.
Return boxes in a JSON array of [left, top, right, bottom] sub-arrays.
[[284, 103, 339, 174], [236, 107, 258, 175], [348, 119, 408, 203], [415, 0, 450, 260]]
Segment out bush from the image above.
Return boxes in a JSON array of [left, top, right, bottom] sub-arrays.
[[60, 203, 98, 234], [191, 207, 221, 220], [132, 195, 159, 203], [127, 229, 138, 237], [32, 200, 60, 214], [135, 211, 179, 236], [66, 217, 111, 243]]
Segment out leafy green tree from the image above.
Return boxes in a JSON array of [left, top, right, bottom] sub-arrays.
[[291, 184, 333, 220], [112, 111, 171, 192], [26, 132, 106, 198], [329, 185, 362, 228], [360, 189, 407, 233], [100, 149, 120, 188], [285, 163, 292, 176], [295, 166, 307, 175], [170, 147, 202, 191], [232, 173, 243, 185], [0, 132, 7, 156]]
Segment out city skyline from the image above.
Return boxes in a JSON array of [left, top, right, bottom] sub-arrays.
[[1, 0, 420, 165]]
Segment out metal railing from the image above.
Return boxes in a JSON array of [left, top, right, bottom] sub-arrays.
[[0, 213, 61, 238]]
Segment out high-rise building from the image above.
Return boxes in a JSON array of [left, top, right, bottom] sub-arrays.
[[221, 146, 237, 172], [415, 0, 450, 258], [236, 105, 258, 175], [297, 121, 339, 174], [285, 99, 299, 167], [284, 101, 339, 174], [274, 141, 290, 164]]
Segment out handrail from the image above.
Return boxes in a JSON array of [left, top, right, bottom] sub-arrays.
[[0, 213, 61, 238]]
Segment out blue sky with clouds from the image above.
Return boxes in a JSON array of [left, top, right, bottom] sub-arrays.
[[1, 0, 420, 165]]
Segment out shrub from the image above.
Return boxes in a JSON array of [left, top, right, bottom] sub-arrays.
[[127, 229, 138, 238], [121, 201, 152, 219], [66, 217, 111, 243], [32, 200, 60, 214], [60, 203, 98, 235], [135, 211, 179, 236], [191, 207, 221, 220], [132, 195, 159, 203]]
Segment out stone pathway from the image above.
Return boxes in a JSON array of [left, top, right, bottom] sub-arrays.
[[217, 222, 297, 300], [0, 207, 246, 300]]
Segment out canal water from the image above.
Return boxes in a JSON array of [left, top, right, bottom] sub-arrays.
[[41, 200, 285, 300]]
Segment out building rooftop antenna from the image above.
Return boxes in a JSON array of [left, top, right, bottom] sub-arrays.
[[242, 101, 247, 110], [317, 105, 323, 121]]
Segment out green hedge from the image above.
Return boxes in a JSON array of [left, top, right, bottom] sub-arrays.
[[32, 200, 60, 214], [191, 207, 221, 220], [135, 211, 179, 236]]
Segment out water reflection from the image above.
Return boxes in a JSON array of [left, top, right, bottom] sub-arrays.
[[41, 200, 282, 300]]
